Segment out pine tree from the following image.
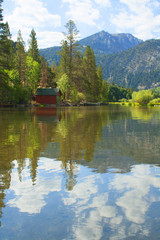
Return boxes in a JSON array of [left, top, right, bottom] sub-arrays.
[[58, 40, 70, 75], [39, 55, 48, 87], [2, 22, 14, 68], [28, 29, 40, 63], [83, 46, 99, 101], [96, 65, 103, 98], [16, 30, 26, 87], [63, 20, 80, 84], [0, 1, 13, 87]]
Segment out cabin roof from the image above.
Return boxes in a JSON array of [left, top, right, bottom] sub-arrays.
[[35, 88, 61, 96]]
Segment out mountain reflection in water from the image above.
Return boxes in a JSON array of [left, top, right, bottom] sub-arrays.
[[0, 106, 160, 240]]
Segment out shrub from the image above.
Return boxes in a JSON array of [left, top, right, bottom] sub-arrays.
[[132, 90, 154, 105], [148, 98, 160, 106]]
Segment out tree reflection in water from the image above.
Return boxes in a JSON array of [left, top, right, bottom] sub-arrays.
[[0, 105, 160, 229]]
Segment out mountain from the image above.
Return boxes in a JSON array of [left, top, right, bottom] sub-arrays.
[[40, 46, 61, 66], [79, 31, 142, 54], [39, 31, 142, 65], [96, 39, 160, 89], [39, 31, 160, 90]]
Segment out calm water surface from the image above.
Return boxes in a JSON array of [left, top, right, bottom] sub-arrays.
[[0, 105, 160, 240]]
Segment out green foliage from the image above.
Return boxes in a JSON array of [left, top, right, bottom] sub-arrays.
[[58, 40, 70, 75], [63, 20, 80, 83], [119, 98, 128, 102], [5, 69, 20, 85], [15, 30, 26, 86], [100, 80, 108, 102], [39, 30, 160, 91], [95, 39, 160, 90], [0, 3, 13, 88], [148, 98, 160, 106], [39, 31, 142, 65], [57, 74, 70, 99], [71, 88, 79, 104], [152, 87, 160, 98], [0, 85, 13, 103], [0, 12, 137, 105], [12, 86, 31, 104], [70, 90, 85, 104], [39, 46, 61, 66], [132, 90, 154, 105], [83, 46, 101, 102], [0, 84, 30, 104], [0, 3, 57, 105], [78, 92, 86, 102], [26, 56, 40, 94], [107, 84, 132, 102], [56, 21, 134, 104], [28, 29, 40, 63], [46, 65, 56, 88]]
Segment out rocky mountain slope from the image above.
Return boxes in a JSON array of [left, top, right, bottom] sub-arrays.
[[39, 31, 142, 65], [39, 31, 160, 90], [96, 39, 160, 89], [79, 30, 142, 54]]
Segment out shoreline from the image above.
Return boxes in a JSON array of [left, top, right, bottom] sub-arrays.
[[0, 102, 109, 108]]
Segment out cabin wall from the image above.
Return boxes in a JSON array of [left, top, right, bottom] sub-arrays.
[[36, 95, 57, 104]]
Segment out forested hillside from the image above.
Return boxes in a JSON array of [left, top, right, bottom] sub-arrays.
[[1, 0, 160, 105], [40, 46, 61, 66], [39, 31, 142, 65], [97, 39, 160, 89], [39, 33, 160, 90], [0, 0, 132, 106]]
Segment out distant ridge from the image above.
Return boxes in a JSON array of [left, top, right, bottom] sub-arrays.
[[39, 30, 142, 65], [96, 39, 160, 89], [39, 32, 160, 90], [79, 31, 143, 54]]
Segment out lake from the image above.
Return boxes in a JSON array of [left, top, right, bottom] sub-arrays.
[[0, 105, 160, 240]]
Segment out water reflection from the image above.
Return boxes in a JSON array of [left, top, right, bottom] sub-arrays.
[[112, 164, 160, 224], [0, 106, 160, 239], [7, 158, 62, 214], [63, 164, 160, 240]]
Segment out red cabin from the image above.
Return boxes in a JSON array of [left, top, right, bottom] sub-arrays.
[[35, 88, 62, 105]]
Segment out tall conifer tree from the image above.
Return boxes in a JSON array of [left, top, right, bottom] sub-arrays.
[[40, 56, 48, 87], [16, 30, 26, 87], [28, 29, 40, 63], [63, 20, 80, 84], [0, 0, 13, 87], [83, 46, 99, 101], [59, 40, 70, 75]]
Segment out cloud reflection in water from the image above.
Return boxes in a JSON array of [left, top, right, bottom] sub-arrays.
[[6, 158, 160, 239], [63, 164, 160, 240], [7, 158, 63, 214]]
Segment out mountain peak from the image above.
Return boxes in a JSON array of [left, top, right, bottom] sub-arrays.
[[79, 31, 142, 54]]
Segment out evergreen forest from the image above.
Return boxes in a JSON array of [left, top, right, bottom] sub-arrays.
[[0, 0, 132, 105]]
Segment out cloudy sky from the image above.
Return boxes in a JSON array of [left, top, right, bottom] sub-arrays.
[[2, 0, 160, 49]]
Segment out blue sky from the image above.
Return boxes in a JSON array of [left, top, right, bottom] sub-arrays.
[[2, 0, 160, 49]]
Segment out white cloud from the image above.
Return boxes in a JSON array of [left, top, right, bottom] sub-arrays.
[[112, 0, 160, 40], [37, 31, 64, 49], [4, 0, 61, 47], [62, 0, 100, 26], [95, 0, 111, 7]]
